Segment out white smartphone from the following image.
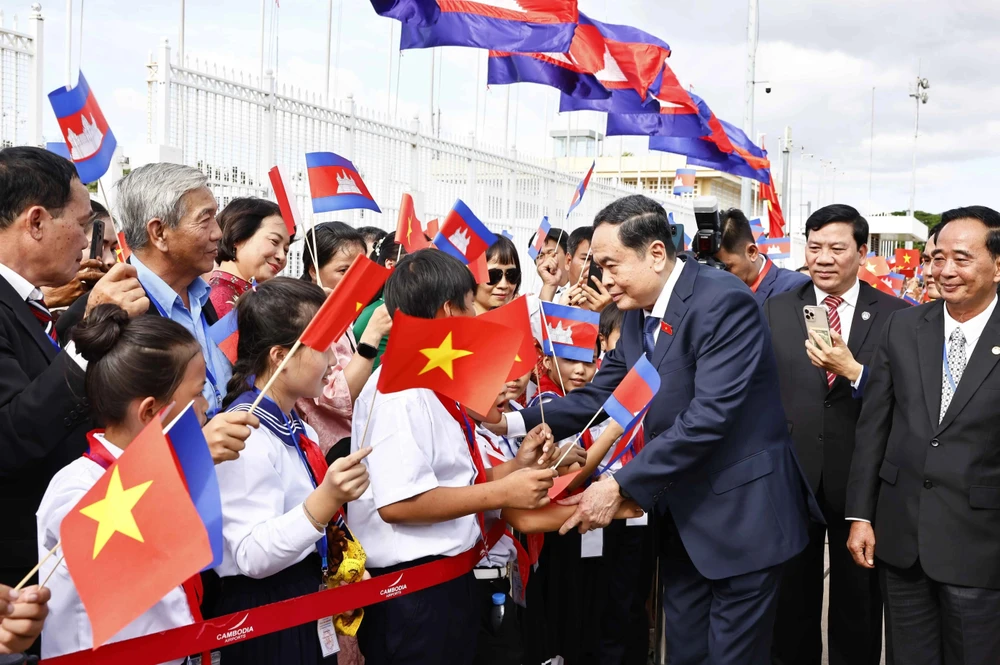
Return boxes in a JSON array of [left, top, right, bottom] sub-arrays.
[[803, 305, 832, 346]]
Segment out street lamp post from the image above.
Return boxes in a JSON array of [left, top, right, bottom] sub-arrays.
[[908, 76, 930, 218]]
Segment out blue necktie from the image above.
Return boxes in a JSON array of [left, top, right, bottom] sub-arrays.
[[643, 315, 660, 359]]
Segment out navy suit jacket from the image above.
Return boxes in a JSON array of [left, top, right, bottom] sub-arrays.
[[520, 257, 821, 580], [753, 261, 811, 306]]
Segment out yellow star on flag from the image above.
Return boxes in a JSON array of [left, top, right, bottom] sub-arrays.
[[866, 262, 876, 272], [418, 332, 473, 379], [356, 301, 364, 312], [406, 215, 414, 244], [902, 254, 911, 264], [79, 467, 153, 559]]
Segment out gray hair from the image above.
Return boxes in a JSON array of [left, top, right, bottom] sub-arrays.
[[115, 163, 210, 251]]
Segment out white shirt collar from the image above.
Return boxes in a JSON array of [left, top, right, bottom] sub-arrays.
[[646, 257, 686, 319], [943, 295, 998, 352], [0, 261, 43, 301], [814, 277, 860, 310], [92, 432, 126, 459]]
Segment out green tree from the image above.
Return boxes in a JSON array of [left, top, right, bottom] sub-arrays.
[[890, 210, 941, 229]]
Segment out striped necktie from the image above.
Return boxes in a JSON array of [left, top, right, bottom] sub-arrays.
[[823, 295, 844, 387], [26, 296, 59, 347]]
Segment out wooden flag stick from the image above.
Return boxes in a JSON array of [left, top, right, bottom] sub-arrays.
[[39, 555, 64, 589], [550, 407, 603, 470], [576, 245, 593, 286], [14, 541, 60, 592], [356, 392, 380, 449], [248, 339, 303, 414], [307, 217, 323, 290]]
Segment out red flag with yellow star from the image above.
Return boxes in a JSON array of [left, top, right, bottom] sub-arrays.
[[60, 419, 212, 647], [300, 254, 391, 351], [394, 192, 430, 253], [478, 295, 537, 381], [894, 248, 920, 276], [378, 312, 522, 415]]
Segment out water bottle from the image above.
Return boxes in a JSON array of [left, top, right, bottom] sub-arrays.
[[489, 592, 506, 634]]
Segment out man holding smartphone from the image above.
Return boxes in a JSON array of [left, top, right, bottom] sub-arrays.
[[41, 200, 119, 316], [763, 204, 909, 665]]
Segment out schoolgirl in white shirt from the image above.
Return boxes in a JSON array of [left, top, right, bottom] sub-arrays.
[[212, 277, 370, 665], [37, 305, 222, 663]]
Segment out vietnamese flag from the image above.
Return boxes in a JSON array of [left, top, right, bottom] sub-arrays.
[[479, 295, 537, 381], [300, 254, 391, 351], [894, 248, 920, 275], [395, 192, 430, 253], [378, 312, 521, 415], [426, 218, 439, 240], [863, 255, 891, 277], [859, 265, 895, 296], [60, 419, 212, 647]]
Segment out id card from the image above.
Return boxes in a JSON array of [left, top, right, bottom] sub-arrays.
[[509, 560, 526, 608], [580, 528, 603, 558], [317, 616, 340, 658]]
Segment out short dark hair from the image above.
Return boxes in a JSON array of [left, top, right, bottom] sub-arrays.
[[357, 225, 386, 245], [486, 235, 522, 292], [804, 204, 868, 249], [376, 237, 405, 266], [593, 195, 675, 258], [936, 206, 1000, 259], [216, 197, 285, 263], [720, 208, 756, 253], [224, 277, 327, 407], [383, 248, 477, 319], [90, 199, 109, 220], [568, 227, 593, 257], [300, 222, 367, 281], [74, 305, 201, 426], [599, 302, 624, 340], [0, 146, 81, 230]]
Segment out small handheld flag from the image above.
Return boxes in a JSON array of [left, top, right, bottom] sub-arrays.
[[378, 312, 522, 415], [432, 199, 497, 265], [209, 307, 240, 364], [863, 255, 891, 277], [305, 152, 381, 214], [478, 295, 537, 381], [894, 248, 920, 275], [45, 141, 72, 160], [672, 168, 696, 195], [268, 165, 301, 237], [540, 301, 600, 362], [758, 236, 790, 260], [164, 402, 224, 570], [300, 254, 391, 351], [528, 216, 552, 261], [60, 419, 212, 646], [48, 72, 117, 184], [602, 355, 660, 430], [567, 161, 595, 217], [395, 192, 430, 253]]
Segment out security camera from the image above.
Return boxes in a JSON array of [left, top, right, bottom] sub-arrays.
[[765, 86, 772, 94]]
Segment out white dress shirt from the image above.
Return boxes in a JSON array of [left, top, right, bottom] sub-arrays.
[[475, 428, 517, 568], [214, 420, 325, 579], [36, 434, 192, 663], [0, 261, 87, 368], [943, 295, 998, 362], [350, 367, 481, 569], [814, 278, 865, 390]]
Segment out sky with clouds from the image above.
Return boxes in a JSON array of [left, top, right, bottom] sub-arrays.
[[11, 0, 998, 227]]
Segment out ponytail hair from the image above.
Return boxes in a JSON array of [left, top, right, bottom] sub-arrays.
[[74, 304, 201, 426], [224, 276, 327, 408]]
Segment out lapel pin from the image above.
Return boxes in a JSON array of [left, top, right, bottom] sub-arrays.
[[661, 321, 673, 336], [993, 346, 1000, 356], [862, 311, 871, 321]]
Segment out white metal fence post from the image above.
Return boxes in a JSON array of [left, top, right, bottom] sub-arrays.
[[466, 132, 476, 207], [262, 68, 275, 184], [27, 3, 43, 147], [155, 38, 172, 148]]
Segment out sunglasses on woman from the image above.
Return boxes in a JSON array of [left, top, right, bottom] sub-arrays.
[[487, 268, 521, 286]]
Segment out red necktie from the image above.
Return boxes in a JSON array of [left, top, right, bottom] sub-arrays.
[[823, 295, 844, 388], [27, 296, 59, 346]]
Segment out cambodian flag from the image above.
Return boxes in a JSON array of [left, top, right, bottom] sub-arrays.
[[487, 50, 609, 100], [540, 301, 599, 362], [759, 236, 790, 260], [528, 216, 551, 260], [883, 272, 905, 294], [672, 168, 695, 195], [375, 0, 578, 53], [609, 89, 732, 154], [649, 117, 770, 183], [433, 199, 497, 265], [45, 141, 72, 160], [567, 161, 594, 217], [602, 355, 660, 431], [48, 72, 117, 184], [749, 218, 764, 234], [209, 307, 239, 365], [268, 165, 302, 237], [305, 152, 381, 214], [164, 402, 224, 570]]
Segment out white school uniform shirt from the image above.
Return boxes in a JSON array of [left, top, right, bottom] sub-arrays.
[[351, 367, 481, 569], [213, 418, 325, 579], [475, 427, 519, 567], [35, 434, 192, 663]]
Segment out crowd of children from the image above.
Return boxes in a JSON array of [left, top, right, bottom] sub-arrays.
[[32, 206, 654, 665]]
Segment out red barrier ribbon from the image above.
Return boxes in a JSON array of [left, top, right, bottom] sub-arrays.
[[41, 521, 506, 665]]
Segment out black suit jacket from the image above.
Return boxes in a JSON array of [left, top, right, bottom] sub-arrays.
[[0, 276, 91, 585], [764, 281, 909, 514], [847, 300, 1000, 588]]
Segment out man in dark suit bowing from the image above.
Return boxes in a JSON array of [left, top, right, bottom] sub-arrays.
[[490, 195, 820, 664], [846, 206, 1000, 664], [764, 204, 909, 665], [0, 147, 149, 588], [713, 207, 810, 304]]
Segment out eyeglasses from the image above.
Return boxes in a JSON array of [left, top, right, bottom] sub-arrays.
[[487, 268, 521, 286]]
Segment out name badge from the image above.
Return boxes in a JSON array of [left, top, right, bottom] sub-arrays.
[[317, 615, 340, 658]]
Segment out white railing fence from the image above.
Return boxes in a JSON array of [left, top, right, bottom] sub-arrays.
[[0, 3, 43, 149], [145, 39, 694, 277]]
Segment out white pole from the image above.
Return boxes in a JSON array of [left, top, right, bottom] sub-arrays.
[[869, 87, 875, 204], [473, 56, 480, 146], [503, 85, 510, 155], [28, 5, 44, 147], [430, 50, 435, 134], [386, 22, 393, 116], [64, 0, 72, 87], [780, 126, 792, 223], [908, 87, 920, 218], [78, 0, 83, 69], [324, 0, 332, 104], [740, 0, 758, 213], [178, 0, 185, 67], [333, 0, 342, 99], [258, 0, 266, 82]]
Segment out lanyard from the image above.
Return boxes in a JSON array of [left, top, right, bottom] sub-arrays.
[[942, 342, 958, 394], [749, 257, 773, 293], [83, 430, 118, 470], [145, 286, 224, 411]]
